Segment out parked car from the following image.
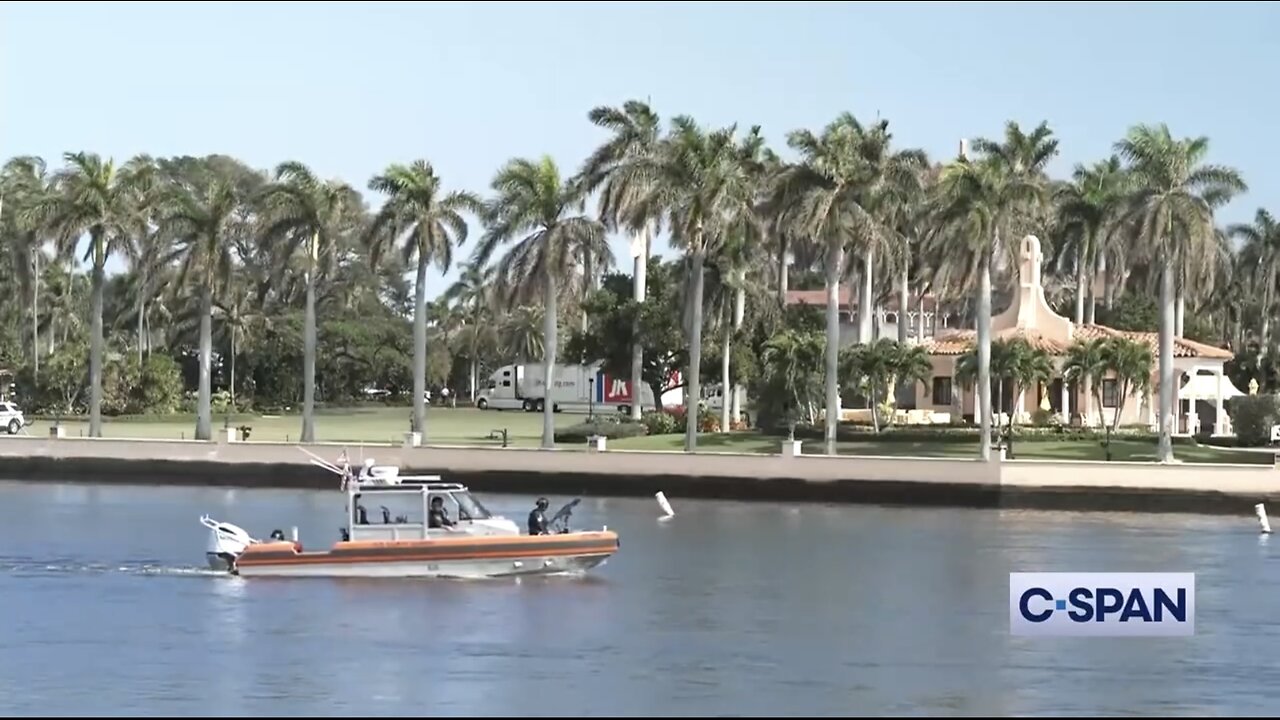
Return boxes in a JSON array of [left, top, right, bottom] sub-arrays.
[[0, 401, 26, 435]]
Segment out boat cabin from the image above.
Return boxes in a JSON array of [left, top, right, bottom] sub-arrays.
[[343, 469, 495, 542]]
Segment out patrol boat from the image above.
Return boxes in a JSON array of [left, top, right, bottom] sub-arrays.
[[199, 455, 619, 578]]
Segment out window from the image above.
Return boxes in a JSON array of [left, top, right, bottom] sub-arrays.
[[1102, 379, 1119, 408], [931, 377, 953, 407]]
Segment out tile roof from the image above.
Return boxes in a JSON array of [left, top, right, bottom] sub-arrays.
[[921, 323, 1233, 360]]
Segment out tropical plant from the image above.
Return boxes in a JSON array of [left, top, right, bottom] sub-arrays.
[[366, 160, 481, 438], [473, 156, 610, 448], [840, 338, 932, 433], [1114, 124, 1246, 462]]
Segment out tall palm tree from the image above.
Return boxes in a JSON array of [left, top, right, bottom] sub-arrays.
[[257, 161, 361, 443], [926, 122, 1055, 460], [444, 261, 498, 401], [1114, 124, 1246, 462], [366, 160, 480, 440], [1, 156, 50, 381], [580, 100, 664, 421], [474, 156, 610, 448], [1228, 209, 1280, 351], [156, 178, 243, 440], [31, 152, 151, 436], [1051, 156, 1129, 325], [773, 113, 925, 455]]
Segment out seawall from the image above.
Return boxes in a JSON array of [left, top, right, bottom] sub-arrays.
[[0, 435, 1276, 516]]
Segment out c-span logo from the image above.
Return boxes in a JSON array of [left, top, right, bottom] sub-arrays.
[[1010, 572, 1195, 637]]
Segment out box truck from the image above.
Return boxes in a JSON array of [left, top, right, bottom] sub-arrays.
[[476, 363, 681, 414]]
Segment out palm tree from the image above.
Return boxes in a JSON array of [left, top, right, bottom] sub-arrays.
[[474, 156, 610, 448], [1052, 156, 1130, 325], [926, 123, 1056, 460], [1, 156, 50, 382], [366, 160, 480, 439], [579, 100, 663, 421], [841, 338, 932, 433], [257, 161, 362, 443], [30, 152, 151, 436], [957, 336, 1054, 456], [761, 328, 826, 427], [1114, 124, 1246, 462], [772, 114, 925, 454], [156, 177, 243, 440], [444, 261, 498, 401], [1228, 209, 1280, 351]]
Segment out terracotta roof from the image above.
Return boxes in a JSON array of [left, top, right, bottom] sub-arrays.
[[921, 323, 1233, 360], [784, 288, 941, 312]]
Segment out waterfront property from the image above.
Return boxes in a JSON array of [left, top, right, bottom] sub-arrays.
[[913, 235, 1242, 436]]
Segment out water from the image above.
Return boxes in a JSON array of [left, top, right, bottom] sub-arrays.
[[0, 479, 1278, 716]]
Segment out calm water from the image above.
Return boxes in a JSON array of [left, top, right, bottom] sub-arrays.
[[0, 479, 1278, 716]]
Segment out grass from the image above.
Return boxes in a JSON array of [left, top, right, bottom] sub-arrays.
[[13, 408, 1272, 465], [20, 406, 578, 447], [608, 431, 1274, 465]]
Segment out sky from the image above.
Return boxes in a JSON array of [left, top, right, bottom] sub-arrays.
[[3, 0, 1277, 297]]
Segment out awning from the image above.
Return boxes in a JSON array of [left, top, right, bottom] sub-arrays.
[[1179, 373, 1246, 401]]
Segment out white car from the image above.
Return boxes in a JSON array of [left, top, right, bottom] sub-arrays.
[[0, 401, 26, 435]]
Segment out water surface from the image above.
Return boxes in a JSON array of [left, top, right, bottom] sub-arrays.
[[0, 479, 1276, 716]]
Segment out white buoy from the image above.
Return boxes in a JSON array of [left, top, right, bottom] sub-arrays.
[[655, 491, 675, 520], [290, 526, 299, 542], [1257, 503, 1272, 534]]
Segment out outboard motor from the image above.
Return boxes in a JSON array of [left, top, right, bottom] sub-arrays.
[[200, 515, 256, 572]]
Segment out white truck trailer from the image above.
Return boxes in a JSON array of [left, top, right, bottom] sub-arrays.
[[476, 363, 681, 414]]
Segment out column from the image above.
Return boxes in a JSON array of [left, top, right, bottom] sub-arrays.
[[1173, 367, 1183, 435], [1059, 376, 1070, 424], [1214, 367, 1227, 436]]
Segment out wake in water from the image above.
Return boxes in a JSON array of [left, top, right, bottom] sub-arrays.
[[0, 556, 226, 578]]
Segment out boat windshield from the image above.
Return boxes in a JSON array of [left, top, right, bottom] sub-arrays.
[[453, 490, 492, 521]]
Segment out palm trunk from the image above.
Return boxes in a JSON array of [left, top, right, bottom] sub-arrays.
[[824, 239, 843, 456], [630, 225, 650, 421], [898, 263, 909, 344], [1075, 246, 1086, 325], [1101, 252, 1114, 309], [1158, 263, 1175, 462], [412, 253, 428, 439], [301, 235, 318, 444], [1175, 282, 1185, 338], [541, 268, 558, 449], [1262, 266, 1274, 350], [720, 322, 731, 433], [230, 328, 237, 410], [777, 236, 789, 305], [137, 294, 146, 367], [195, 284, 213, 441], [977, 249, 992, 461], [731, 276, 745, 424], [859, 247, 874, 343], [684, 248, 706, 452], [31, 250, 39, 382], [870, 380, 880, 434], [88, 232, 105, 438]]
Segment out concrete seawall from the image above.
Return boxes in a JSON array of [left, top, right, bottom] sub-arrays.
[[0, 436, 1276, 516]]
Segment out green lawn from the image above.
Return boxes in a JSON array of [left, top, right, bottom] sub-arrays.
[[21, 406, 578, 447], [608, 431, 1273, 465], [16, 408, 1273, 465]]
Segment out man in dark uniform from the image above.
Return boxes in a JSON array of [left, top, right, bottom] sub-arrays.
[[528, 497, 550, 535], [428, 496, 455, 529]]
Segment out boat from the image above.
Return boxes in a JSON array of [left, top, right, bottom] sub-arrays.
[[199, 453, 619, 578]]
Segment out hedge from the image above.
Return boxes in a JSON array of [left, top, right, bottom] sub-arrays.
[[763, 421, 1183, 444], [553, 419, 649, 444]]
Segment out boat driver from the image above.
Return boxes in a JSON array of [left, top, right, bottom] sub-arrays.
[[428, 496, 455, 529], [528, 497, 550, 535]]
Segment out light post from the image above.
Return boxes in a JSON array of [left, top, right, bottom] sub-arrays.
[[588, 377, 595, 421]]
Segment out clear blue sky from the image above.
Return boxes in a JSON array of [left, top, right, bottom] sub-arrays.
[[3, 1, 1276, 295]]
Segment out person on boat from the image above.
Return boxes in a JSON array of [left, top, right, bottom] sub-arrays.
[[428, 496, 455, 529], [527, 497, 550, 535]]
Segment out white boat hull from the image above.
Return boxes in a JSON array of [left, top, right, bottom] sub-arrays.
[[232, 552, 611, 579]]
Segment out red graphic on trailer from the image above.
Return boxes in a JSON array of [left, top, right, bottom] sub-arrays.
[[597, 372, 634, 403]]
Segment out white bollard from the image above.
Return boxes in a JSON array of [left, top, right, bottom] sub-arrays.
[[655, 491, 675, 520], [290, 526, 299, 542], [1257, 503, 1273, 534]]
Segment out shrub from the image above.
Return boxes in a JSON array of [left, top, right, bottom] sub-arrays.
[[1227, 394, 1280, 447], [642, 410, 679, 436], [553, 418, 648, 444]]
